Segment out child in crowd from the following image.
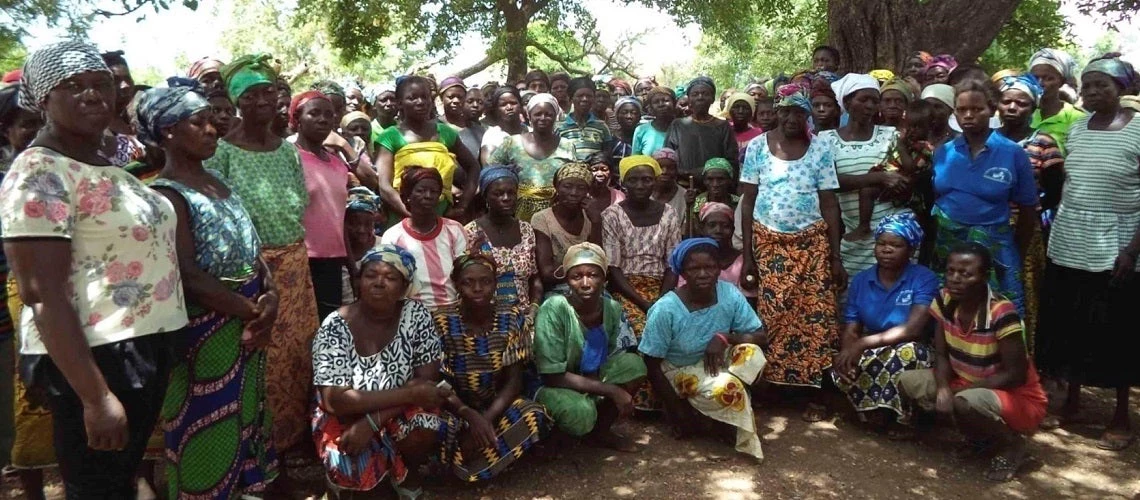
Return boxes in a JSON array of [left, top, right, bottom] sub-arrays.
[[753, 96, 777, 131]]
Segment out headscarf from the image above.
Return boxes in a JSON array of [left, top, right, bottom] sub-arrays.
[[221, 53, 278, 101], [346, 186, 381, 213], [400, 167, 444, 200], [920, 84, 955, 110], [880, 78, 915, 103], [311, 79, 345, 98], [831, 73, 880, 112], [360, 244, 418, 285], [674, 84, 687, 99], [454, 253, 498, 279], [926, 54, 958, 74], [288, 90, 329, 130], [340, 110, 371, 130], [437, 76, 465, 96], [702, 157, 733, 175], [646, 86, 675, 104], [1028, 48, 1079, 88], [698, 201, 733, 222], [775, 83, 812, 114], [479, 164, 518, 193], [874, 212, 924, 249], [651, 147, 678, 164], [744, 83, 767, 97], [19, 40, 110, 113], [686, 76, 716, 96], [365, 83, 396, 103], [990, 69, 1020, 84], [525, 92, 560, 117], [614, 96, 642, 115], [913, 51, 934, 66], [869, 69, 895, 83], [1082, 56, 1137, 91], [669, 237, 718, 275], [810, 82, 837, 104], [609, 78, 632, 95], [135, 77, 210, 145], [998, 74, 1044, 106], [618, 155, 661, 181], [725, 92, 755, 116], [554, 162, 592, 185], [561, 242, 608, 275], [187, 57, 224, 81]]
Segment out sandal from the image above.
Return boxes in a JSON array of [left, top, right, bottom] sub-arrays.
[[984, 453, 1029, 482], [1096, 430, 1134, 451], [801, 403, 828, 423]]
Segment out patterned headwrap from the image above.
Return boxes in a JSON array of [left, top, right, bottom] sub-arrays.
[[479, 164, 519, 193], [725, 92, 755, 116], [831, 73, 880, 112], [554, 162, 592, 186], [998, 74, 1044, 106], [669, 237, 719, 275], [744, 83, 767, 97], [19, 40, 111, 113], [686, 76, 716, 96], [609, 78, 632, 95], [561, 242, 608, 275], [526, 92, 561, 118], [646, 86, 676, 104], [288, 90, 329, 130], [360, 244, 418, 286], [346, 186, 381, 213], [187, 57, 224, 81], [869, 69, 895, 84], [702, 157, 733, 175], [221, 53, 278, 101], [1028, 48, 1079, 88], [810, 81, 837, 103], [454, 253, 497, 277], [926, 54, 958, 74], [775, 83, 812, 114], [1082, 56, 1138, 91], [880, 78, 915, 103], [618, 155, 661, 181], [437, 76, 465, 96], [698, 201, 734, 222], [874, 212, 924, 249], [614, 96, 642, 115], [990, 69, 1020, 84], [310, 79, 346, 98], [135, 77, 210, 146], [400, 167, 444, 200], [651, 147, 678, 164], [340, 110, 371, 130]]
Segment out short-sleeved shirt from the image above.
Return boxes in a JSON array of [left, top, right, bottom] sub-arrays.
[[206, 140, 309, 247], [379, 218, 467, 310], [844, 263, 939, 333], [299, 149, 349, 259], [311, 301, 442, 391], [632, 122, 667, 156], [664, 118, 739, 177], [601, 203, 682, 277], [376, 122, 459, 153], [530, 208, 591, 265], [933, 132, 1038, 226], [639, 281, 763, 367], [930, 287, 1023, 383], [488, 135, 576, 193], [556, 113, 612, 161], [0, 147, 188, 354], [740, 133, 840, 233], [1030, 102, 1085, 154], [533, 294, 636, 375]]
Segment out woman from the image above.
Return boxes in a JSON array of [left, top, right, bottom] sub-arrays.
[[587, 153, 625, 213], [343, 187, 382, 304], [480, 87, 528, 164], [924, 55, 957, 86], [376, 76, 481, 221], [1037, 57, 1140, 451], [880, 79, 914, 128], [550, 73, 572, 115], [0, 41, 188, 496], [632, 86, 676, 156], [142, 80, 279, 497], [608, 96, 640, 168], [727, 93, 762, 165], [903, 51, 933, 84], [342, 110, 376, 161], [1028, 48, 1085, 152], [272, 77, 292, 138], [206, 87, 238, 138], [739, 85, 843, 421], [488, 93, 576, 222], [899, 243, 1045, 482], [920, 84, 957, 147], [532, 162, 602, 297], [101, 50, 147, 166], [831, 213, 938, 436], [602, 155, 682, 411], [666, 77, 738, 180], [533, 243, 646, 450], [640, 239, 767, 459], [380, 167, 468, 312], [433, 254, 551, 481], [678, 202, 754, 299], [187, 57, 225, 94], [370, 85, 398, 140], [464, 167, 542, 315], [438, 76, 468, 129], [205, 54, 318, 460], [650, 148, 688, 219], [690, 158, 739, 220], [556, 77, 611, 162], [810, 84, 841, 134], [311, 246, 451, 499], [457, 86, 486, 161], [930, 81, 1038, 316]]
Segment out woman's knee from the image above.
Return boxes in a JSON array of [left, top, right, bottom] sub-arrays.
[[394, 428, 439, 457]]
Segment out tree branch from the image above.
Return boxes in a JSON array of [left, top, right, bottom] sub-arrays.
[[453, 52, 506, 79], [92, 0, 151, 17], [527, 38, 590, 75]]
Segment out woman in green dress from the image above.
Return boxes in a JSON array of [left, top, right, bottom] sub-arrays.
[[488, 93, 576, 222]]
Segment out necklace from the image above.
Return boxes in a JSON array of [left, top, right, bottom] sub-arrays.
[[408, 217, 439, 237]]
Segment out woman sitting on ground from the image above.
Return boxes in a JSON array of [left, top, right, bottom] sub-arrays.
[[640, 238, 768, 460]]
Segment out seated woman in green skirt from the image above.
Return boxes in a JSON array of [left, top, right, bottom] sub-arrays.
[[533, 242, 647, 451]]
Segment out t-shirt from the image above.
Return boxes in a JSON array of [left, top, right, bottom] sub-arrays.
[[1030, 102, 1085, 154], [844, 263, 938, 332], [929, 287, 1022, 383], [555, 113, 612, 161], [0, 147, 188, 354], [206, 140, 309, 247], [311, 303, 442, 391], [602, 203, 682, 277], [379, 218, 467, 310], [664, 117, 739, 177], [299, 149, 349, 259], [375, 122, 459, 153], [530, 208, 591, 265], [740, 132, 840, 233], [639, 281, 763, 367], [632, 122, 668, 156], [933, 132, 1038, 226]]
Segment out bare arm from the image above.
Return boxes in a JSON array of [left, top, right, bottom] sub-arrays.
[[933, 321, 953, 392], [1014, 203, 1039, 259], [959, 336, 1029, 392], [819, 190, 847, 291], [375, 147, 410, 218], [318, 361, 443, 416], [739, 183, 757, 281], [608, 266, 650, 311], [541, 371, 622, 399], [643, 356, 689, 416], [534, 230, 560, 289], [451, 139, 482, 212], [853, 304, 931, 350], [481, 362, 524, 422]]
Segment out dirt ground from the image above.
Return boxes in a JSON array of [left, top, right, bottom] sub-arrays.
[[3, 387, 1138, 499]]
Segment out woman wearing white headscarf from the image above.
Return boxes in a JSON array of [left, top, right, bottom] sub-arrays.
[[488, 93, 577, 222]]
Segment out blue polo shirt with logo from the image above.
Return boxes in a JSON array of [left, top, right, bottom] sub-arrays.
[[844, 263, 939, 332], [932, 131, 1037, 226]]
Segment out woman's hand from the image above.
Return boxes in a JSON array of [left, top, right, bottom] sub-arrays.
[[337, 417, 375, 455], [606, 385, 635, 418], [704, 334, 729, 377], [832, 343, 863, 383], [831, 258, 848, 293], [323, 131, 353, 156], [84, 392, 129, 451], [878, 171, 909, 192], [1111, 250, 1137, 286], [934, 387, 955, 415], [406, 379, 451, 409], [461, 408, 498, 449], [582, 196, 603, 225], [242, 291, 278, 349]]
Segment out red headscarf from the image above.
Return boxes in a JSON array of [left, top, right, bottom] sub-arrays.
[[289, 90, 328, 130]]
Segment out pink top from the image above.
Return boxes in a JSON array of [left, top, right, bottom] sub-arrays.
[[677, 254, 757, 297], [379, 217, 468, 310], [734, 126, 763, 164], [609, 188, 626, 205], [300, 149, 350, 258]]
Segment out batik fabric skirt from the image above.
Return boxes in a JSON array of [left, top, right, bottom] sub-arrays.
[[616, 274, 663, 410], [931, 206, 1025, 316], [830, 342, 932, 419], [6, 279, 55, 470], [752, 221, 838, 387], [663, 344, 766, 459], [313, 404, 442, 491]]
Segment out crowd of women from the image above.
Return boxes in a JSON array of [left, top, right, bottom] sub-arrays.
[[0, 39, 1137, 499]]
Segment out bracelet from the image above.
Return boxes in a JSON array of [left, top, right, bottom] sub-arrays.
[[364, 413, 380, 433], [715, 333, 730, 346]]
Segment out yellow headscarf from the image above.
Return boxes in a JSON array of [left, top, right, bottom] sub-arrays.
[[618, 155, 661, 181]]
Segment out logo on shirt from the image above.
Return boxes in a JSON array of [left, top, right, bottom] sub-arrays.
[[896, 289, 914, 306], [983, 167, 1013, 184]]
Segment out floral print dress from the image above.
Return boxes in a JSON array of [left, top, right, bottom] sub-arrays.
[[464, 221, 539, 312]]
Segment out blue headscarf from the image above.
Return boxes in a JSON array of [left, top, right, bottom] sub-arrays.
[[669, 237, 719, 275], [686, 76, 716, 96], [360, 244, 418, 285], [136, 77, 210, 145], [998, 74, 1044, 106], [479, 164, 518, 194], [874, 212, 924, 249], [1082, 56, 1138, 91], [346, 186, 381, 213]]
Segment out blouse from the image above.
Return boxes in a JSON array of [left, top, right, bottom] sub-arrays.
[[530, 208, 591, 265], [311, 302, 442, 391], [740, 133, 840, 233], [379, 218, 467, 310], [299, 149, 349, 259], [206, 140, 309, 247], [464, 220, 539, 309], [640, 280, 762, 367], [488, 135, 576, 196], [151, 171, 261, 279], [632, 122, 668, 156], [533, 294, 637, 375], [602, 203, 682, 277]]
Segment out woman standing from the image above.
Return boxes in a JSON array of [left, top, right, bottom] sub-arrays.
[[205, 53, 318, 464], [810, 85, 841, 134], [532, 162, 603, 297], [556, 77, 611, 162], [479, 87, 528, 164], [1028, 48, 1085, 152], [438, 76, 468, 130], [464, 167, 542, 316], [650, 148, 688, 219], [1, 41, 188, 497], [632, 87, 676, 156], [602, 155, 682, 411], [608, 96, 641, 168], [100, 50, 147, 166], [141, 80, 279, 498], [739, 85, 843, 421], [879, 79, 914, 128], [1037, 57, 1140, 451], [587, 153, 625, 213], [666, 77, 738, 181], [487, 93, 576, 222]]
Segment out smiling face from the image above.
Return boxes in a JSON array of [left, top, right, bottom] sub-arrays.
[[45, 70, 117, 139], [528, 102, 558, 133]]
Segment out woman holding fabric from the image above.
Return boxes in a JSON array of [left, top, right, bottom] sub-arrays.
[[666, 77, 738, 181], [632, 87, 676, 156], [640, 238, 767, 459], [464, 166, 542, 315], [487, 93, 576, 222], [141, 79, 279, 497], [739, 84, 843, 421], [532, 162, 603, 297], [1028, 48, 1086, 152], [480, 87, 528, 164]]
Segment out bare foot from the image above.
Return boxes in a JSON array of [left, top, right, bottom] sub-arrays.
[[587, 429, 639, 453]]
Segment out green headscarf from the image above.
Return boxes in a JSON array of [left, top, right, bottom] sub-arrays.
[[221, 53, 278, 101], [703, 157, 733, 175]]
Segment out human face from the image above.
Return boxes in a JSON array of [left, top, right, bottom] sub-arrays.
[[464, 89, 483, 121], [484, 178, 518, 216], [924, 98, 953, 128], [237, 82, 278, 125], [108, 63, 134, 112], [676, 95, 692, 117], [755, 101, 776, 130], [747, 87, 766, 102], [998, 89, 1035, 126], [358, 262, 409, 307], [656, 158, 678, 187], [611, 85, 630, 98], [944, 253, 986, 300], [590, 162, 611, 186], [872, 233, 910, 270], [623, 165, 656, 201], [813, 50, 838, 72], [528, 79, 549, 93], [682, 251, 720, 292], [593, 89, 612, 117], [567, 264, 605, 301], [528, 102, 557, 133], [345, 211, 377, 252], [635, 81, 653, 101], [551, 79, 570, 102], [704, 169, 731, 199], [572, 87, 595, 115], [44, 70, 116, 138], [168, 110, 218, 161], [207, 95, 236, 137], [442, 85, 466, 117], [400, 82, 432, 122], [344, 118, 372, 144], [1080, 72, 1121, 113], [374, 91, 397, 120], [880, 90, 908, 124], [687, 83, 714, 115], [198, 71, 223, 94], [846, 89, 881, 122], [954, 91, 991, 134], [555, 177, 589, 207], [406, 178, 443, 215], [457, 263, 496, 307], [811, 96, 838, 127], [904, 57, 926, 80], [496, 93, 521, 122], [346, 89, 365, 113], [777, 107, 809, 138], [649, 92, 674, 120], [729, 101, 752, 125], [297, 97, 336, 144], [616, 102, 640, 130], [926, 66, 950, 85], [702, 212, 734, 245], [1030, 65, 1063, 97], [2, 108, 44, 154]]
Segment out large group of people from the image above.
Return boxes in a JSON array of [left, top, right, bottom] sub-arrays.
[[0, 38, 1137, 499]]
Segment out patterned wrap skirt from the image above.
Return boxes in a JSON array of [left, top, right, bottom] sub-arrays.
[[752, 221, 838, 388], [830, 342, 932, 419], [616, 274, 663, 410], [6, 279, 55, 470], [313, 404, 442, 492], [663, 344, 766, 459], [931, 206, 1025, 316]]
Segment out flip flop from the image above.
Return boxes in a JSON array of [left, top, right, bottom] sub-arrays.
[[1096, 431, 1135, 451], [984, 453, 1029, 482], [801, 403, 828, 423]]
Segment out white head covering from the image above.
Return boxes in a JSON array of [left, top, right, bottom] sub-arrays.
[[920, 84, 955, 110], [525, 92, 562, 119], [830, 73, 879, 112], [19, 40, 111, 113]]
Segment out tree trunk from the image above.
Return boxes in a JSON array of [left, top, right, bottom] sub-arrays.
[[827, 0, 1020, 73], [502, 4, 530, 84]]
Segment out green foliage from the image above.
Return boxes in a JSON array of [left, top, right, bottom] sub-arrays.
[[0, 0, 199, 48], [978, 0, 1070, 73], [0, 38, 27, 74]]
